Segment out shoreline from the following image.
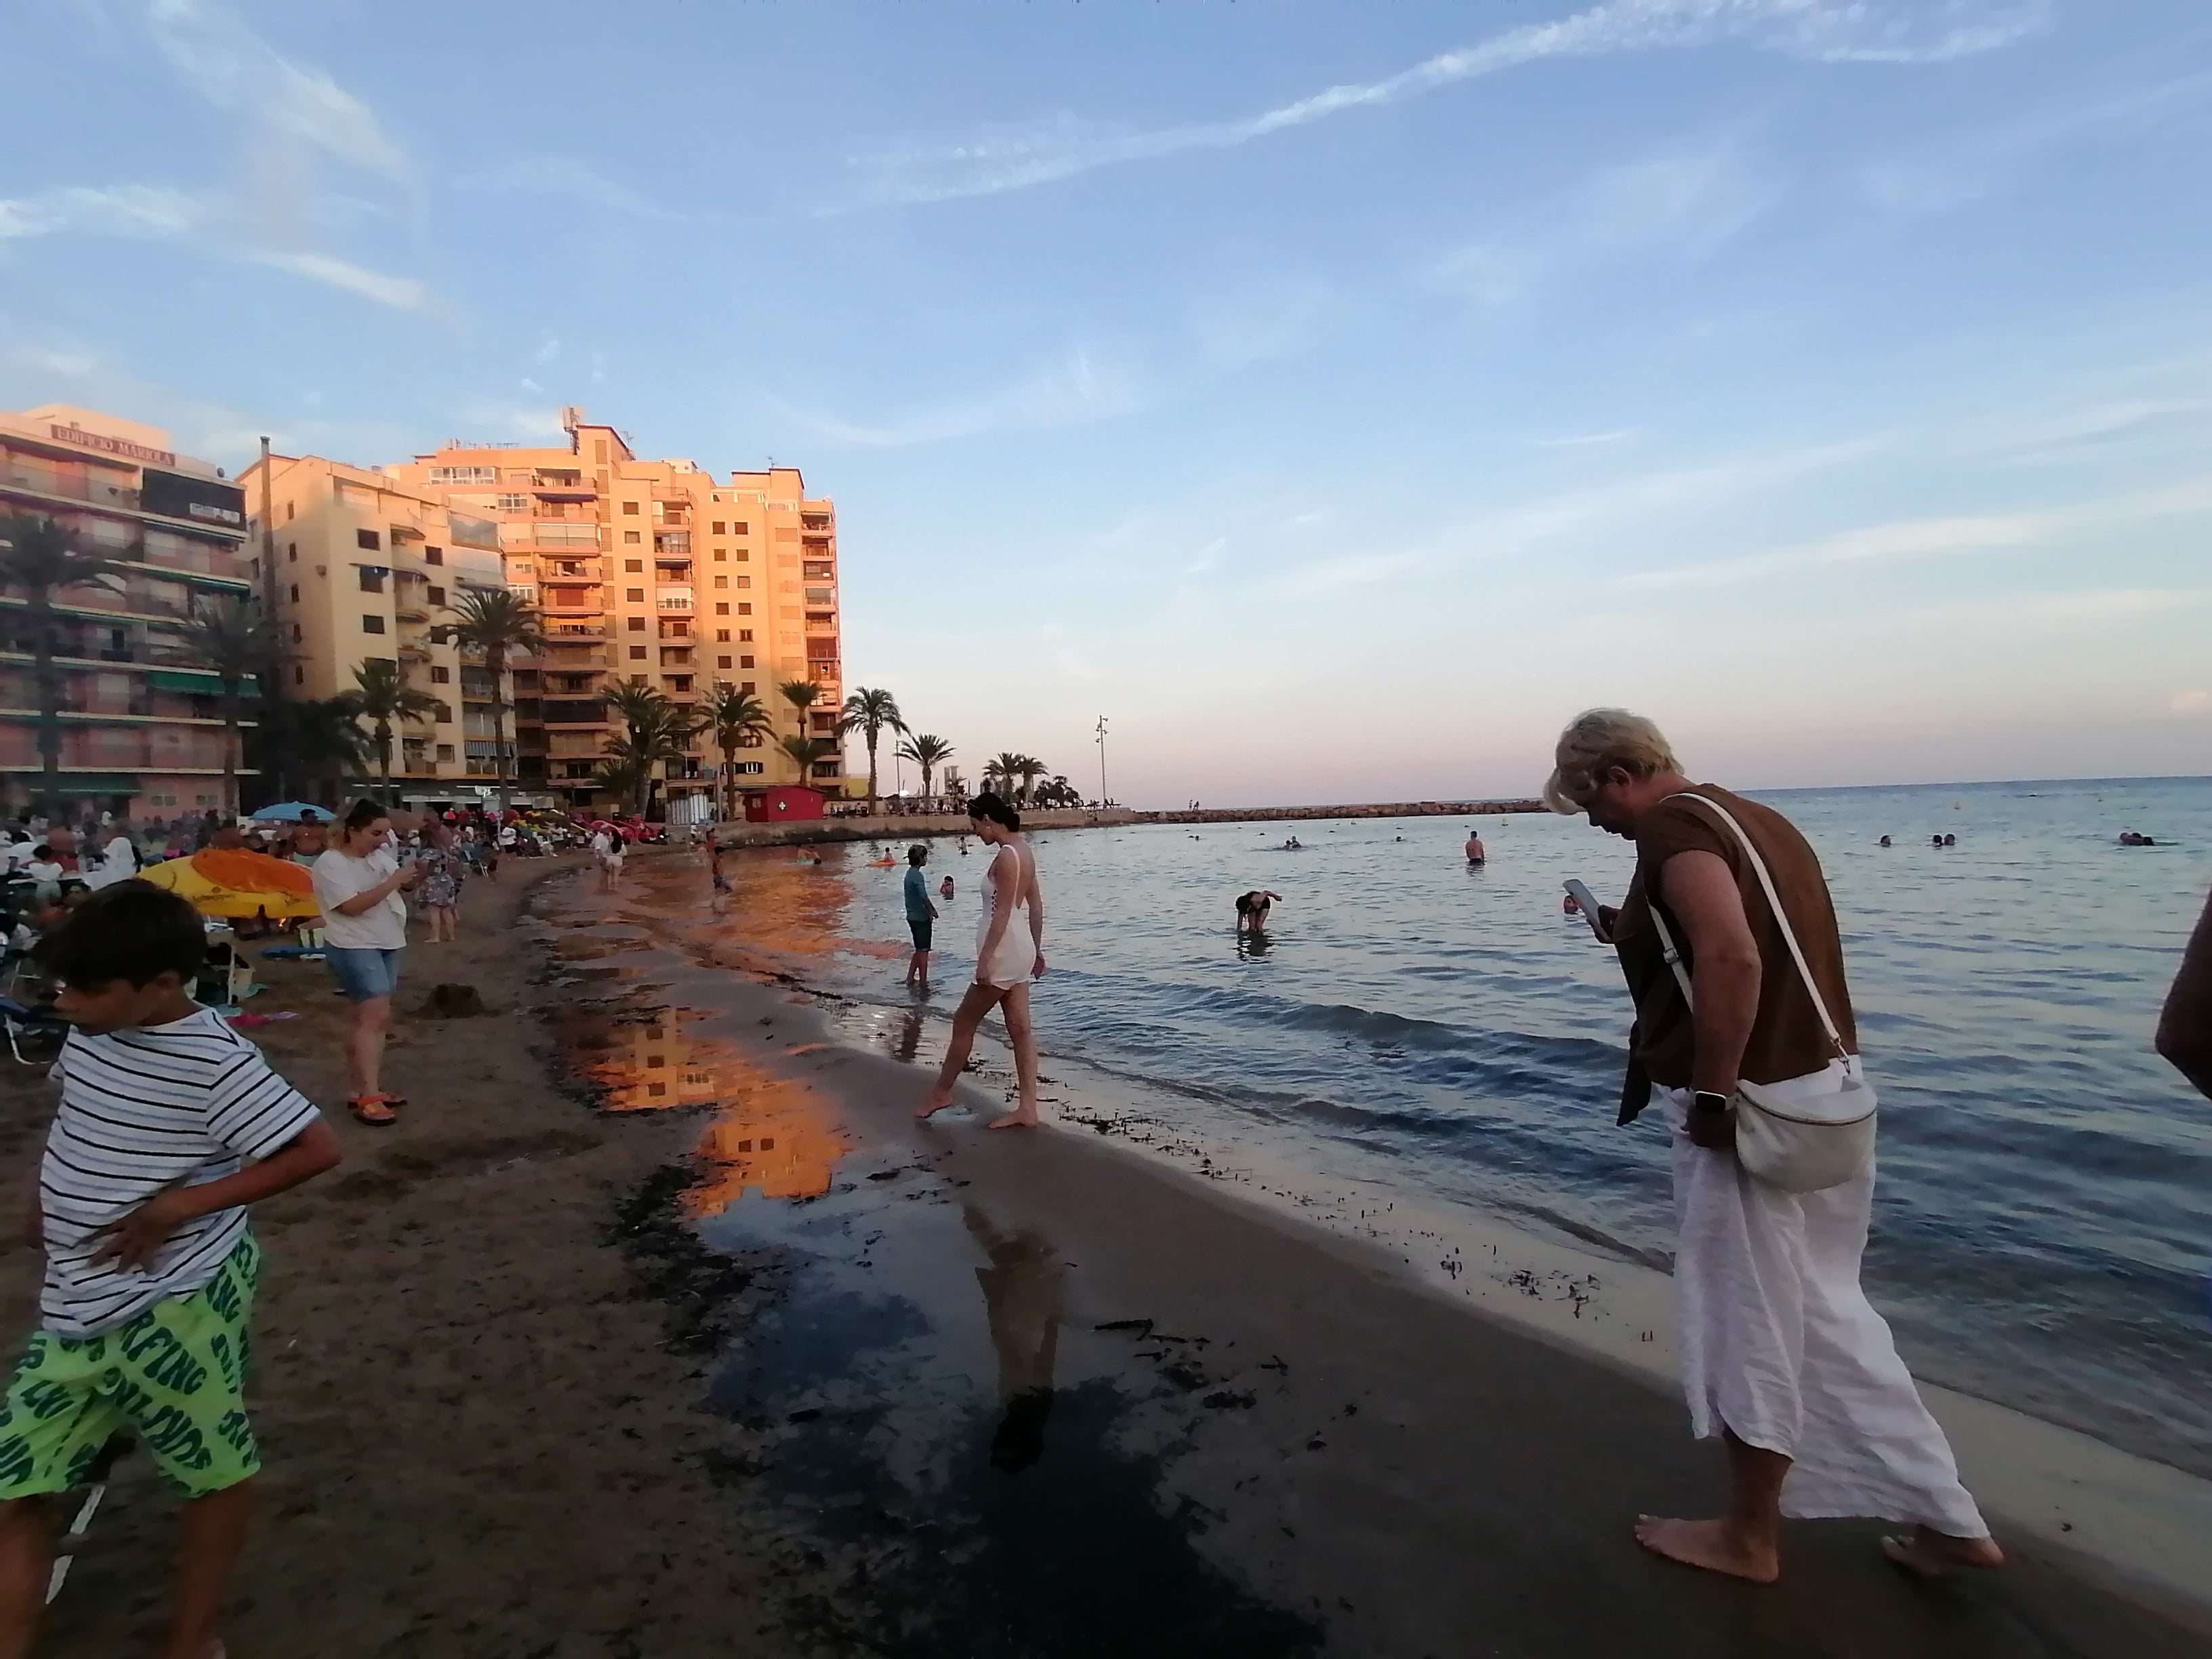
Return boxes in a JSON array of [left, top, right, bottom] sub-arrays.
[[569, 849, 2212, 1650], [710, 798, 1545, 847]]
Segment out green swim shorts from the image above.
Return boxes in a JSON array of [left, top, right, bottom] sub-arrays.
[[0, 1235, 261, 1501]]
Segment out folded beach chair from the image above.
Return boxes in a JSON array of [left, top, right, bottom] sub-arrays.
[[0, 995, 68, 1066]]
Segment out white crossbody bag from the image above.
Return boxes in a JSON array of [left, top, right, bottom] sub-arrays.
[[1645, 794, 1877, 1193]]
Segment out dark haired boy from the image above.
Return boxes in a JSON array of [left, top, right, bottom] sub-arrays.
[[903, 844, 937, 988], [1, 882, 342, 1659]]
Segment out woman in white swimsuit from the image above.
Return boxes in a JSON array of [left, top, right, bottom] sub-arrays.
[[917, 793, 1048, 1128]]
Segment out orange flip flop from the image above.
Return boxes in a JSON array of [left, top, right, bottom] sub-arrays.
[[347, 1094, 399, 1126]]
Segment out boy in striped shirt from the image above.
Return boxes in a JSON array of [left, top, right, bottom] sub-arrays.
[[1, 882, 342, 1659]]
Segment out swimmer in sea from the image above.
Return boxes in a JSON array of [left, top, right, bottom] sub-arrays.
[[1879, 835, 1891, 848], [1465, 829, 1487, 865], [1563, 892, 1582, 916], [1235, 890, 1282, 934], [940, 874, 956, 899]]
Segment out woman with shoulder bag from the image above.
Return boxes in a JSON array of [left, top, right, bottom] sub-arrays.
[[1547, 709, 2001, 1585]]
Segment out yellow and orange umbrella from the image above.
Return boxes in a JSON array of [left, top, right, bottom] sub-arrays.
[[140, 849, 322, 922]]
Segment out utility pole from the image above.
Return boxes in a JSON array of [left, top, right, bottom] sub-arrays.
[[1094, 716, 1109, 806]]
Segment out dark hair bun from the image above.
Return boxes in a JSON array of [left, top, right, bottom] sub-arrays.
[[342, 798, 390, 832], [968, 792, 1021, 832]]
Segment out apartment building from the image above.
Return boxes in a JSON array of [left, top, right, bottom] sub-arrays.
[[386, 409, 847, 813], [235, 453, 509, 804], [0, 404, 258, 818]]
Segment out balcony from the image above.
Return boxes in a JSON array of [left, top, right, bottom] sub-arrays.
[[804, 615, 837, 633], [3, 462, 141, 510], [546, 622, 609, 638], [655, 596, 693, 612]]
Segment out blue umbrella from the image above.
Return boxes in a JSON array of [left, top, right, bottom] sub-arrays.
[[245, 802, 334, 824]]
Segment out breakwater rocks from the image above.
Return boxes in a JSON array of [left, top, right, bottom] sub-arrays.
[[707, 799, 1544, 847]]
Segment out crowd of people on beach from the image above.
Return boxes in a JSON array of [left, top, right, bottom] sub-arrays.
[[1, 721, 2206, 1656]]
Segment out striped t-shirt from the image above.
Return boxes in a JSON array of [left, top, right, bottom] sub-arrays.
[[39, 1007, 320, 1338]]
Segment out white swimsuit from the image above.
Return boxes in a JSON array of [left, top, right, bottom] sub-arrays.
[[977, 845, 1036, 988]]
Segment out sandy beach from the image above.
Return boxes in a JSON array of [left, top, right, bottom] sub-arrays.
[[4, 848, 2209, 1656]]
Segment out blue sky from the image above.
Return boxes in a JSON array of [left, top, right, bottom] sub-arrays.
[[5, 0, 2210, 806]]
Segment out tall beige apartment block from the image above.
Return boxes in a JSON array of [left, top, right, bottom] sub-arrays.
[[236, 453, 506, 801], [386, 411, 846, 813], [1, 404, 256, 818]]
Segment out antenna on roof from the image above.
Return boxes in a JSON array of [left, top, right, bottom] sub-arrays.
[[560, 406, 583, 434]]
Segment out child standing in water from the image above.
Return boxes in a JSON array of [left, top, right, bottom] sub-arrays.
[[903, 844, 938, 987]]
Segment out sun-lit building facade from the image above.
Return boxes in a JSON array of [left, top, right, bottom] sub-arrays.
[[0, 404, 258, 818], [384, 410, 847, 813], [234, 452, 508, 806]]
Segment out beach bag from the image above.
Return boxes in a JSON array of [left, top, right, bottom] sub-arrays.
[[1645, 793, 1877, 1193]]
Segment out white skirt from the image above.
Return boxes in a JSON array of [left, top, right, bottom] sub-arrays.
[[1664, 1060, 1988, 1536]]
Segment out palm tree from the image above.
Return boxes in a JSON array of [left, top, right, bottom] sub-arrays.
[[599, 682, 706, 819], [780, 735, 837, 786], [0, 515, 123, 819], [1012, 755, 1048, 806], [342, 659, 441, 807], [592, 744, 651, 815], [445, 586, 545, 810], [895, 733, 954, 802], [251, 697, 367, 808], [985, 752, 1023, 800], [172, 593, 270, 819], [778, 679, 825, 783], [838, 687, 905, 811], [705, 681, 773, 821]]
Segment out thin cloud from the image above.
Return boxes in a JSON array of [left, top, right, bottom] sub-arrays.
[[774, 350, 1141, 447], [144, 0, 408, 180], [1625, 480, 2212, 590], [453, 157, 692, 222], [248, 249, 429, 310], [0, 184, 207, 241], [850, 0, 2046, 206]]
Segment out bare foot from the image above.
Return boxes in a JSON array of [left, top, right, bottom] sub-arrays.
[[1633, 1517, 1780, 1583], [1881, 1527, 2005, 1577], [988, 1110, 1040, 1131], [914, 1088, 955, 1120]]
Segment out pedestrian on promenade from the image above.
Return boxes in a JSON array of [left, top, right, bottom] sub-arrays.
[[2157, 888, 2212, 1101], [1, 883, 342, 1658], [903, 844, 939, 987], [1544, 708, 2001, 1584], [917, 794, 1047, 1128], [310, 799, 419, 1126]]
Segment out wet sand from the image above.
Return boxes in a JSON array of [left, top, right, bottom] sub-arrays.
[[3, 850, 2207, 1656]]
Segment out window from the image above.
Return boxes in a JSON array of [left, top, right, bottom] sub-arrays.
[[496, 493, 528, 510], [668, 676, 693, 691], [711, 521, 724, 534], [425, 546, 443, 566], [624, 558, 642, 572], [735, 761, 762, 775], [291, 623, 303, 643], [285, 502, 295, 523], [363, 615, 386, 634], [712, 550, 726, 562], [739, 628, 753, 642], [593, 440, 609, 462], [741, 681, 756, 694], [293, 665, 304, 686], [626, 617, 644, 632], [628, 645, 646, 659], [431, 665, 451, 683], [626, 588, 644, 602], [715, 628, 731, 641], [437, 743, 455, 762], [434, 701, 453, 723], [717, 655, 731, 668], [357, 529, 381, 550], [740, 654, 754, 668], [621, 501, 640, 516], [287, 542, 296, 562], [359, 569, 384, 592], [428, 465, 497, 485], [712, 575, 728, 590], [735, 575, 751, 588], [738, 602, 752, 615], [732, 522, 749, 535], [289, 584, 300, 602], [427, 586, 446, 605], [623, 530, 641, 544], [714, 602, 729, 616]]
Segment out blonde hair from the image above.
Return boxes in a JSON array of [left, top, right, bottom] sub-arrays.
[[1543, 709, 1681, 813]]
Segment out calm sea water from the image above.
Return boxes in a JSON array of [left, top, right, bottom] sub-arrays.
[[714, 777, 2212, 1475]]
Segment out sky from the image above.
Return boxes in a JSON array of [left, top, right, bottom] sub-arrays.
[[4, 0, 2211, 808]]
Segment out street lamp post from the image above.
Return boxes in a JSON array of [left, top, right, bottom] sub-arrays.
[[1094, 716, 1109, 806]]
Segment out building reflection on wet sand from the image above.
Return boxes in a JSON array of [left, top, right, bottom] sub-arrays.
[[623, 843, 899, 974], [567, 1003, 853, 1214]]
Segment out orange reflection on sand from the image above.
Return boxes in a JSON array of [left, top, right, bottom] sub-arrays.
[[565, 1004, 854, 1214], [626, 846, 870, 971]]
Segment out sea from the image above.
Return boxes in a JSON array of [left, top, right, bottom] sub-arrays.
[[692, 777, 2212, 1477]]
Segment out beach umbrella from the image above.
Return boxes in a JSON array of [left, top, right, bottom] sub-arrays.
[[140, 849, 322, 921], [245, 802, 334, 824]]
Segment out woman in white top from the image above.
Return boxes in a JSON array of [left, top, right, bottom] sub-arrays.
[[309, 800, 419, 1126], [917, 794, 1047, 1128]]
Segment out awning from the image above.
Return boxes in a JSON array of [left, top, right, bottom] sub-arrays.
[[148, 669, 259, 695], [41, 773, 141, 793]]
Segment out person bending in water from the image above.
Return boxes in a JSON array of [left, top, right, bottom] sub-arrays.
[[918, 794, 1047, 1128], [1235, 890, 1282, 933]]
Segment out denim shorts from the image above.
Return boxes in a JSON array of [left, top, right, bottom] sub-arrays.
[[326, 946, 403, 1002]]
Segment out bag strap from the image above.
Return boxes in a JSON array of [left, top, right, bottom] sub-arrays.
[[1650, 792, 1849, 1059]]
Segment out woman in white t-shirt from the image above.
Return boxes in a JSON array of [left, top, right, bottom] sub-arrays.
[[310, 800, 419, 1126]]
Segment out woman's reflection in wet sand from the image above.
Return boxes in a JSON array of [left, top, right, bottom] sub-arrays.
[[965, 1208, 1065, 1473], [891, 1010, 924, 1064]]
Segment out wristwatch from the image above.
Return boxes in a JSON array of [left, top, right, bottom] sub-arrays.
[[1691, 1090, 1732, 1115]]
